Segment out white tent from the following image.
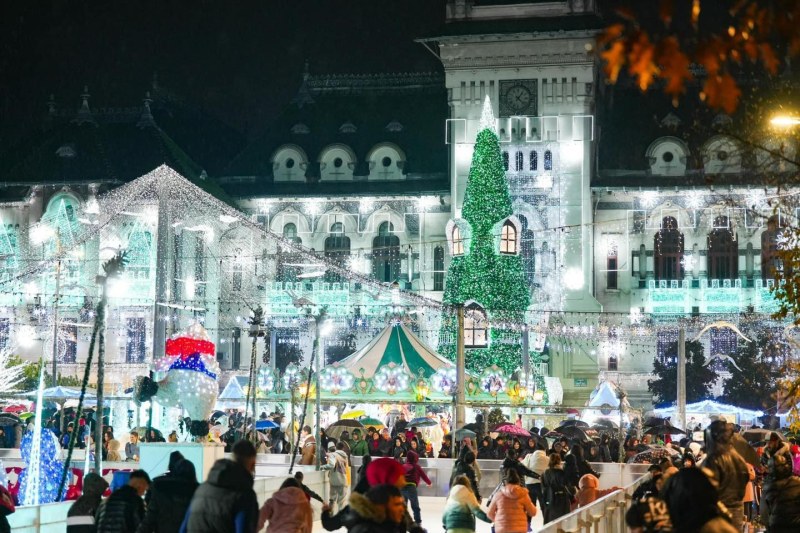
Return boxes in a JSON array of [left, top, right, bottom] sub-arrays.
[[582, 380, 631, 424], [654, 400, 763, 425]]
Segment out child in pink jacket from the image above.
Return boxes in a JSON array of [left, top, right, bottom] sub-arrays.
[[487, 470, 537, 533], [257, 477, 313, 533]]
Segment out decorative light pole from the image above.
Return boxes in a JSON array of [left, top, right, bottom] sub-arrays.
[[245, 306, 265, 444]]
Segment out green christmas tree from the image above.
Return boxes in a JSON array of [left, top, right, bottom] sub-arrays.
[[719, 334, 780, 411], [438, 96, 539, 391], [647, 339, 716, 405]]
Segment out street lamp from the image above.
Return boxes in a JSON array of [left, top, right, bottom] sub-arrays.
[[770, 115, 800, 128]]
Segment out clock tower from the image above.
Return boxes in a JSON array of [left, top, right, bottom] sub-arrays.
[[420, 0, 603, 403]]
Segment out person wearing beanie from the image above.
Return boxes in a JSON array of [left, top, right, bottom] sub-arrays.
[[402, 450, 432, 525], [67, 473, 109, 533], [762, 432, 793, 473], [322, 457, 407, 532]]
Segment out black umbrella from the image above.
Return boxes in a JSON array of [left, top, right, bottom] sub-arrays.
[[327, 419, 364, 439], [643, 424, 685, 436], [592, 419, 619, 430], [557, 419, 589, 428], [549, 425, 592, 442], [732, 434, 759, 467]]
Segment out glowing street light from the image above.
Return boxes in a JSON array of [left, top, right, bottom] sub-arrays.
[[770, 115, 800, 128]]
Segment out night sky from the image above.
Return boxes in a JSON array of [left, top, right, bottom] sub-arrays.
[[0, 0, 445, 145]]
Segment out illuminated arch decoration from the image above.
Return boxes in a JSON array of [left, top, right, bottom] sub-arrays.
[[373, 363, 410, 395], [445, 219, 472, 257], [479, 365, 506, 397], [431, 366, 457, 395], [319, 366, 355, 394]]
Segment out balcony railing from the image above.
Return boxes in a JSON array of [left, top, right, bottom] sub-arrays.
[[641, 277, 779, 314]]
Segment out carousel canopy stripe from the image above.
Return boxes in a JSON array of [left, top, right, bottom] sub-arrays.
[[335, 323, 453, 379], [654, 400, 763, 418]]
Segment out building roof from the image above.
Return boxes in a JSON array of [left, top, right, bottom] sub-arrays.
[[0, 91, 236, 205], [221, 70, 449, 195], [430, 13, 601, 39]]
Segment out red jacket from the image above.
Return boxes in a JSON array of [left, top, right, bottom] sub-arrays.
[[403, 451, 431, 486]]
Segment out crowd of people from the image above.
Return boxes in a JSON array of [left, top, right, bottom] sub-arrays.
[[4, 408, 800, 533]]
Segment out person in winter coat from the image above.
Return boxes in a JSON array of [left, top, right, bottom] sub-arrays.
[[542, 453, 573, 524], [402, 450, 432, 525], [450, 450, 481, 501], [575, 474, 620, 507], [442, 475, 490, 533], [742, 461, 756, 523], [106, 439, 122, 462], [320, 441, 350, 514], [487, 469, 537, 533], [299, 426, 317, 465], [761, 454, 800, 533], [661, 467, 737, 533], [95, 470, 151, 533], [501, 450, 539, 487], [321, 457, 405, 531], [183, 440, 259, 533], [368, 431, 383, 457], [350, 429, 369, 457], [762, 432, 793, 471], [343, 484, 413, 533], [701, 420, 749, 531], [564, 445, 599, 488], [257, 477, 312, 533], [522, 449, 548, 513], [136, 459, 198, 533], [598, 434, 612, 463], [378, 429, 393, 457], [294, 471, 324, 503], [67, 473, 109, 533]]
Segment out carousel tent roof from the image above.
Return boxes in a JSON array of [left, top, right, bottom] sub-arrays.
[[335, 323, 452, 379], [586, 380, 630, 409], [654, 400, 763, 419]]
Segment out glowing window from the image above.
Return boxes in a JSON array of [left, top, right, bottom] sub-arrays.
[[544, 150, 552, 171], [515, 151, 523, 171], [500, 220, 517, 254], [529, 151, 538, 171], [464, 303, 488, 348], [452, 226, 464, 256]]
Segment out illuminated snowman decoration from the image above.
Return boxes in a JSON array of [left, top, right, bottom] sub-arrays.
[[136, 323, 220, 439]]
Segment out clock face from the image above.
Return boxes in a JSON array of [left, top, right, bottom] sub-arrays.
[[499, 80, 537, 116], [506, 85, 531, 112]]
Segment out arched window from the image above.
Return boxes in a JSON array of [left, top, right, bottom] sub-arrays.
[[517, 215, 535, 285], [282, 223, 301, 243], [515, 151, 523, 171], [529, 151, 538, 171], [372, 221, 400, 282], [707, 216, 738, 282], [433, 246, 445, 291], [325, 225, 350, 283], [452, 226, 464, 256], [502, 151, 509, 171], [500, 220, 518, 254], [654, 216, 684, 281], [761, 215, 787, 281], [464, 303, 488, 348], [544, 150, 553, 171]]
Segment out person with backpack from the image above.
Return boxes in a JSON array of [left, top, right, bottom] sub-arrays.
[[320, 441, 350, 514], [401, 450, 432, 526]]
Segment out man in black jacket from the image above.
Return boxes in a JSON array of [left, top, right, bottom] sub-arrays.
[[137, 459, 198, 533], [183, 440, 259, 533], [95, 470, 151, 533]]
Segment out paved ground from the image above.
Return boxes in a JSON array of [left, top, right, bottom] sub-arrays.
[[311, 495, 546, 532]]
